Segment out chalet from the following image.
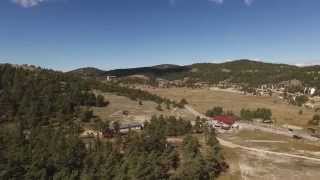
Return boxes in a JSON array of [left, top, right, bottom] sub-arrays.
[[103, 123, 144, 138], [209, 115, 238, 130], [119, 123, 144, 134]]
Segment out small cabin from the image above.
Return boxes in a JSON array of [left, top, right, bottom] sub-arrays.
[[103, 123, 144, 138]]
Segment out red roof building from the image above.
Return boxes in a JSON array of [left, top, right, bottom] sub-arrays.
[[212, 115, 238, 125]]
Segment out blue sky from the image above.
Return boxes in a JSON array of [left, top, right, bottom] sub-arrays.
[[0, 0, 319, 71]]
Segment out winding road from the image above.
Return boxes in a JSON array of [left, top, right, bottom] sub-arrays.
[[184, 105, 320, 163]]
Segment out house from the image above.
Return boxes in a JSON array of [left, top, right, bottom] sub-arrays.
[[210, 115, 238, 130], [118, 123, 144, 134], [103, 123, 144, 138], [106, 75, 117, 81], [80, 129, 103, 138]]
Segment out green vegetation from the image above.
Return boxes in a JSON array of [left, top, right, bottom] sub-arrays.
[[294, 95, 309, 106], [0, 64, 105, 127], [177, 98, 188, 108], [0, 116, 225, 180], [173, 132, 227, 179], [309, 114, 320, 126], [89, 60, 320, 90], [0, 64, 226, 179], [205, 106, 224, 117], [144, 115, 192, 137], [240, 108, 272, 121]]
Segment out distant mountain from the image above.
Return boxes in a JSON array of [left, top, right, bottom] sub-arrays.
[[69, 64, 191, 79], [69, 60, 320, 87], [104, 64, 190, 78], [68, 67, 106, 78]]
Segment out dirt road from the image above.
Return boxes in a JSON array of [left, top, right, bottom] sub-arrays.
[[185, 105, 319, 141], [184, 104, 320, 162], [217, 137, 320, 163]]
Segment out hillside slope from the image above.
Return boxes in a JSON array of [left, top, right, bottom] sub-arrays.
[[70, 60, 320, 87]]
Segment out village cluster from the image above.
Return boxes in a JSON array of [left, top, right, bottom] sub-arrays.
[[107, 75, 320, 111], [80, 114, 240, 139]]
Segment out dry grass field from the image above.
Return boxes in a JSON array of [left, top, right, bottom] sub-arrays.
[[146, 87, 315, 127], [218, 130, 320, 180], [222, 130, 320, 157], [218, 147, 320, 180], [91, 92, 196, 124]]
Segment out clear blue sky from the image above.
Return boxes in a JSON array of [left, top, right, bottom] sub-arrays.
[[0, 0, 319, 71]]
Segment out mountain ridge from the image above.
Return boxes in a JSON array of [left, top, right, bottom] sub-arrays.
[[66, 59, 320, 87]]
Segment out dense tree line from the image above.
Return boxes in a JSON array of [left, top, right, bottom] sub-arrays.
[[165, 60, 320, 89], [0, 64, 108, 127], [95, 60, 320, 90], [144, 115, 193, 137], [240, 108, 272, 121], [205, 107, 224, 117], [0, 64, 178, 126], [0, 64, 227, 179], [0, 117, 226, 180], [173, 130, 227, 179], [88, 80, 178, 107]]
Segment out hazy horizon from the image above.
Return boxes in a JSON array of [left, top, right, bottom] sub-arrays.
[[1, 58, 320, 72]]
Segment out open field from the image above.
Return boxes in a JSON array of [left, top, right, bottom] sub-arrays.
[[171, 132, 320, 180], [219, 147, 320, 180], [221, 130, 320, 158], [94, 88, 320, 180], [91, 92, 196, 124], [217, 130, 320, 180], [145, 87, 316, 127]]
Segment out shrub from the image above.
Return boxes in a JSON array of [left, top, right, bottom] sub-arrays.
[[206, 107, 223, 117]]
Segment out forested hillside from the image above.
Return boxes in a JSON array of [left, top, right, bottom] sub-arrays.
[[72, 60, 320, 88], [184, 60, 320, 87], [0, 64, 178, 126], [0, 64, 226, 179]]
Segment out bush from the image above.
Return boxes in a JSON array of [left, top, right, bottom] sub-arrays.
[[206, 107, 223, 117], [80, 109, 93, 122], [295, 95, 308, 106], [309, 114, 320, 126], [96, 94, 108, 107], [156, 104, 163, 111], [240, 108, 272, 120]]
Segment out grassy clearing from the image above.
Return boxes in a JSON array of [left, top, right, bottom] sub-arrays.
[[222, 130, 320, 157], [146, 87, 315, 127], [217, 138, 320, 180], [91, 92, 196, 124]]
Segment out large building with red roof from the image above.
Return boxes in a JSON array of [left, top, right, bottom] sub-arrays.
[[208, 115, 239, 130], [212, 115, 238, 125]]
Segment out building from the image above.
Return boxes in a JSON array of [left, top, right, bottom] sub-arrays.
[[103, 123, 144, 138], [209, 115, 238, 130], [106, 75, 117, 81], [80, 129, 103, 138]]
